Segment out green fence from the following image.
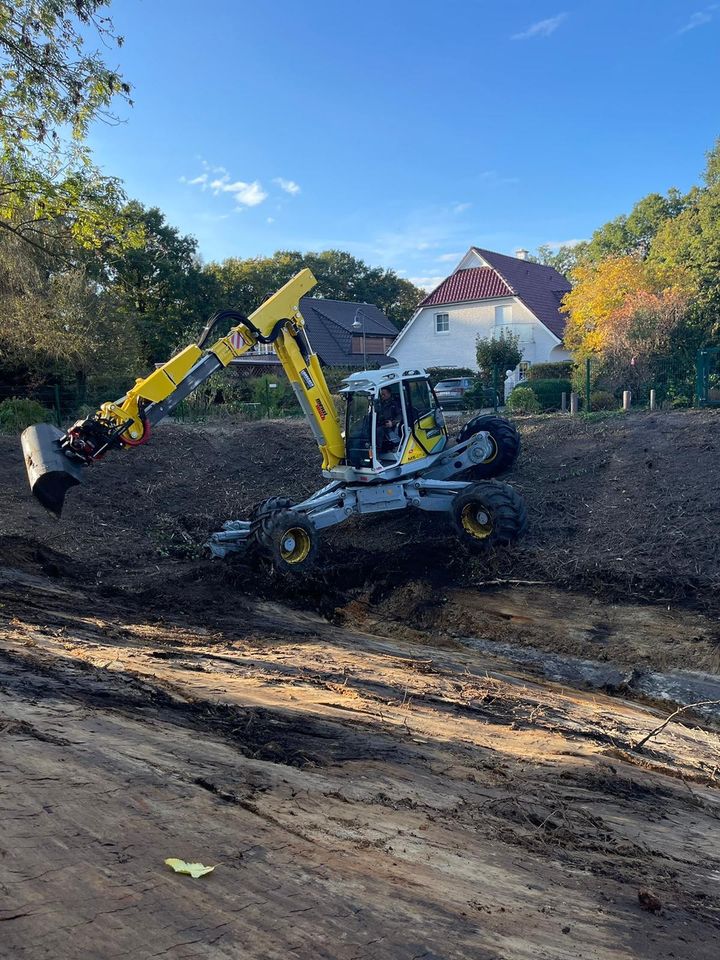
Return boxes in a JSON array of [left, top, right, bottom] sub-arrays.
[[696, 348, 720, 407], [576, 353, 698, 411]]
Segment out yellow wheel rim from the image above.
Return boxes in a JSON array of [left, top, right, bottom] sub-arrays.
[[482, 436, 498, 464], [460, 503, 493, 539], [280, 527, 312, 564]]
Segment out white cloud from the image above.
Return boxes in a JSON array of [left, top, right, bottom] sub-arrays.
[[180, 161, 268, 207], [512, 13, 567, 40], [179, 173, 208, 186], [678, 7, 716, 34], [273, 177, 301, 195], [453, 202, 471, 214], [209, 175, 267, 207], [408, 275, 446, 291], [437, 252, 462, 262], [266, 217, 275, 224]]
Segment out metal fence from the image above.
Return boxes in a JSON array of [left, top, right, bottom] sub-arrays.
[[696, 348, 720, 407], [577, 352, 699, 411]]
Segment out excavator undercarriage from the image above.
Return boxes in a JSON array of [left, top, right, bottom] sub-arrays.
[[21, 269, 527, 573]]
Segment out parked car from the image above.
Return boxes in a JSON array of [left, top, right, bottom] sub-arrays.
[[433, 377, 475, 408], [433, 377, 499, 409]]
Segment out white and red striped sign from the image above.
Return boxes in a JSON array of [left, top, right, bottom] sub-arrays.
[[229, 331, 246, 353]]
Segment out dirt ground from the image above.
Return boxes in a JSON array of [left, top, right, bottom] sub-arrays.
[[2, 410, 720, 958]]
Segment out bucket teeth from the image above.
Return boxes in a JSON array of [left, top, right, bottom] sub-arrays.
[[21, 423, 84, 517]]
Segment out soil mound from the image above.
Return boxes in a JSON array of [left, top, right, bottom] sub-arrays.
[[1, 410, 719, 611]]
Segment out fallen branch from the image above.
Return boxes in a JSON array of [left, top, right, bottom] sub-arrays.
[[633, 699, 720, 751]]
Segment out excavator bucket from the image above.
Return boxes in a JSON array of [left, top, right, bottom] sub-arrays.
[[21, 423, 84, 517]]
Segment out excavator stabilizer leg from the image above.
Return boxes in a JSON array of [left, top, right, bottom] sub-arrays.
[[21, 423, 84, 516]]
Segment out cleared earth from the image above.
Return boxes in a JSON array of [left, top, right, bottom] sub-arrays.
[[1, 410, 719, 958]]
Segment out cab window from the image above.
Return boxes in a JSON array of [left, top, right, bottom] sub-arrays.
[[403, 379, 434, 425]]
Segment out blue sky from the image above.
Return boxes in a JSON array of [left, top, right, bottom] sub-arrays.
[[89, 1, 720, 288]]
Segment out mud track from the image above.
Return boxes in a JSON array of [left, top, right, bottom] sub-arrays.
[[2, 555, 720, 958]]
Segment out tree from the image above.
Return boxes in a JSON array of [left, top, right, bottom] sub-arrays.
[[582, 189, 689, 264], [475, 330, 522, 380], [650, 138, 720, 335], [562, 254, 694, 401], [0, 225, 143, 391], [535, 243, 588, 277], [101, 202, 215, 363], [562, 256, 655, 359], [0, 1, 137, 255], [207, 250, 424, 329]]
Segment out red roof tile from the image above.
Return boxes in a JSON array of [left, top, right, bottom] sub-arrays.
[[420, 267, 512, 306]]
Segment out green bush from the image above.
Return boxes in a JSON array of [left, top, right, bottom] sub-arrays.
[[248, 374, 299, 415], [506, 386, 540, 414], [426, 366, 476, 386], [462, 382, 499, 409], [528, 378, 572, 411], [526, 361, 573, 381], [589, 390, 616, 411], [0, 398, 53, 433]]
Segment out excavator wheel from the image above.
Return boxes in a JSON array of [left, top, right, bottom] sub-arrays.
[[251, 496, 295, 520], [251, 497, 295, 549], [265, 509, 319, 574], [451, 480, 527, 550], [456, 415, 520, 479]]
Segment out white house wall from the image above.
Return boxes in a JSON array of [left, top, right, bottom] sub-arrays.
[[389, 296, 569, 370]]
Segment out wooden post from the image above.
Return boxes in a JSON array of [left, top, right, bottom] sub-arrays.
[[570, 392, 579, 415], [561, 391, 567, 413], [623, 390, 632, 411], [649, 389, 656, 411]]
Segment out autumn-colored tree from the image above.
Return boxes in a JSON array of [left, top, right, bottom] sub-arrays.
[[562, 256, 651, 359], [562, 252, 695, 401]]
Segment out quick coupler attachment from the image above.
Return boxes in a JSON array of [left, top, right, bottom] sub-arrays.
[[21, 423, 85, 517]]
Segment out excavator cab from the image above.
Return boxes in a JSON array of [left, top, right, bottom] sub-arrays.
[[341, 368, 447, 474]]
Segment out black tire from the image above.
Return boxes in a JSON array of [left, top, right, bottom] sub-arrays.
[[250, 496, 295, 521], [451, 480, 527, 549], [265, 509, 319, 573], [251, 497, 295, 549], [456, 415, 520, 479]]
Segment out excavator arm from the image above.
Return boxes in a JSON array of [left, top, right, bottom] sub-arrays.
[[22, 269, 345, 515]]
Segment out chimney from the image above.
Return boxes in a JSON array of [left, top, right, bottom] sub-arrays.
[[514, 248, 529, 261]]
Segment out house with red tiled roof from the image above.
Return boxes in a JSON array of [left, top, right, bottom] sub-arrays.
[[388, 247, 571, 384]]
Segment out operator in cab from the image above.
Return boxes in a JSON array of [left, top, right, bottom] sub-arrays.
[[377, 386, 401, 452]]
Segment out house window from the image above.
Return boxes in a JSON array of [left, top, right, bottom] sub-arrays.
[[495, 305, 512, 325], [351, 335, 392, 354], [435, 313, 449, 334]]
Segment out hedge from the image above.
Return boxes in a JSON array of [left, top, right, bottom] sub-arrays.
[[528, 378, 572, 411], [527, 361, 573, 381], [0, 397, 53, 434], [426, 366, 476, 386]]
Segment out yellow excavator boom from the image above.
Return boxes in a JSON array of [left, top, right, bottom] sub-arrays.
[[21, 270, 346, 514]]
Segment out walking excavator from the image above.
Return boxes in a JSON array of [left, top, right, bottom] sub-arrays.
[[21, 269, 527, 573]]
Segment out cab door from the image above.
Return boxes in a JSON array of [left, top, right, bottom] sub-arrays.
[[400, 379, 447, 464]]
